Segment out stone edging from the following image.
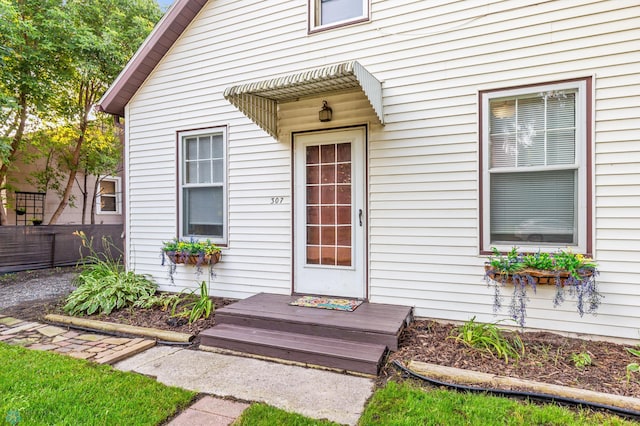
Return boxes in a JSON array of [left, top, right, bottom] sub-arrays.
[[408, 360, 640, 413], [44, 314, 194, 343]]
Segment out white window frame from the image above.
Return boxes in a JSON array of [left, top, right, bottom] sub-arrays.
[[309, 0, 369, 32], [481, 80, 588, 253], [178, 127, 228, 244], [96, 176, 121, 215]]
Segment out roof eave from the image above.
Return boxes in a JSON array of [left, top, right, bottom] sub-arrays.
[[96, 0, 208, 117]]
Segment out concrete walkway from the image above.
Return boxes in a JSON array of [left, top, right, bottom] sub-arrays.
[[0, 314, 375, 425], [116, 346, 375, 425]]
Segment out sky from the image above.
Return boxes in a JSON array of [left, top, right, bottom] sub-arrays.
[[157, 0, 174, 11]]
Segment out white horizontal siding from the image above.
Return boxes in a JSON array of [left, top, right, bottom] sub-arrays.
[[123, 0, 640, 340]]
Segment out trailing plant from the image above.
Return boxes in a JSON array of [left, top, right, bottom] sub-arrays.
[[485, 247, 602, 327], [161, 238, 221, 283], [64, 231, 157, 316], [570, 352, 592, 369], [451, 316, 524, 364]]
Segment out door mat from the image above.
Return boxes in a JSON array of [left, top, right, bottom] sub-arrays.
[[289, 296, 363, 312]]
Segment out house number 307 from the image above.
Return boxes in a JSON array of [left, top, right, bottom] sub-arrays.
[[270, 197, 284, 204]]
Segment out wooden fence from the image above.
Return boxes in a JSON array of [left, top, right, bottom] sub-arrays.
[[0, 224, 124, 274]]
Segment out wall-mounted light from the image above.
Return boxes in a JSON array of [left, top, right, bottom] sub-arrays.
[[319, 100, 332, 122]]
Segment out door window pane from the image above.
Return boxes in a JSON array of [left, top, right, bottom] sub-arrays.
[[306, 142, 352, 266]]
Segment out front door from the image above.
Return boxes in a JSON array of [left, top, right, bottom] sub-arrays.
[[294, 128, 366, 298]]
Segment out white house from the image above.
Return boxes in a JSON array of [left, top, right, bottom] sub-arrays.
[[98, 0, 640, 342]]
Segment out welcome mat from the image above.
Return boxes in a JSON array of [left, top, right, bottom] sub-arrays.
[[289, 296, 363, 312]]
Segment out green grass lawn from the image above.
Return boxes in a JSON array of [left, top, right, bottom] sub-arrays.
[[236, 381, 637, 426], [0, 343, 195, 425]]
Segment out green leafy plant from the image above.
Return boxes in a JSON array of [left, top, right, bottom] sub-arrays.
[[485, 247, 602, 327], [570, 352, 592, 369], [626, 345, 640, 382], [161, 238, 221, 257], [451, 316, 524, 364], [64, 231, 157, 316], [133, 292, 182, 311], [170, 281, 214, 324]]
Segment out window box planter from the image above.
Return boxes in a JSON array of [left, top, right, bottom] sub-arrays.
[[484, 248, 602, 327], [161, 238, 222, 283], [164, 251, 221, 266], [484, 264, 594, 287]]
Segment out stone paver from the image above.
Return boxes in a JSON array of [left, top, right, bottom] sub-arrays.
[[76, 334, 105, 342], [0, 317, 23, 326], [0, 317, 155, 364], [1, 321, 41, 335], [168, 396, 249, 426], [37, 325, 67, 337]]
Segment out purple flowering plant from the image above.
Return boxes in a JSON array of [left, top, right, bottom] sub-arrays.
[[485, 247, 602, 327]]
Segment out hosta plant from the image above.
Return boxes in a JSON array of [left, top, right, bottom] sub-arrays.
[[64, 231, 157, 316], [485, 247, 602, 327]]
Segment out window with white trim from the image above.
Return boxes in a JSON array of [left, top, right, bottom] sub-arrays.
[[179, 128, 227, 243], [96, 177, 120, 214], [310, 0, 369, 30], [481, 79, 590, 252]]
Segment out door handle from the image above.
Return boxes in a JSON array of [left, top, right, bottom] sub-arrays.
[[359, 209, 363, 227]]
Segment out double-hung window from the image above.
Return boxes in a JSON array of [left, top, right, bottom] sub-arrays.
[[179, 128, 227, 243], [480, 79, 591, 253], [310, 0, 369, 31], [96, 177, 120, 214]]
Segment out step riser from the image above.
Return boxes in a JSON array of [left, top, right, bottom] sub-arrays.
[[216, 312, 400, 351], [201, 335, 382, 376]]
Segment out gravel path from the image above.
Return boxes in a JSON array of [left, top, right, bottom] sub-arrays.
[[0, 272, 77, 310]]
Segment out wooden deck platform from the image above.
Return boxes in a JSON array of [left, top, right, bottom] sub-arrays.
[[200, 293, 413, 376]]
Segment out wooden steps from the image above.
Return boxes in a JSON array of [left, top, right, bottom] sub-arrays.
[[199, 293, 413, 376], [201, 324, 387, 376]]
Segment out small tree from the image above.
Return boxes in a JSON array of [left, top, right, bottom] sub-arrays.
[[48, 0, 161, 224]]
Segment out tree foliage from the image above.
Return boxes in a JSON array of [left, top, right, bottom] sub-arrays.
[[0, 0, 162, 224]]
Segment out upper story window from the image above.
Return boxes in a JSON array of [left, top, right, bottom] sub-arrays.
[[96, 177, 120, 214], [480, 78, 591, 253], [310, 0, 369, 32], [178, 128, 227, 244]]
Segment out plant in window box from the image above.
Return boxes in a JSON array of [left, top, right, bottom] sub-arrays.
[[30, 217, 43, 226], [15, 208, 26, 216], [161, 238, 221, 283], [484, 247, 602, 327]]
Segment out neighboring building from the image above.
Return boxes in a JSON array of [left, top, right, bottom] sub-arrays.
[[2, 152, 123, 226], [98, 0, 640, 341]]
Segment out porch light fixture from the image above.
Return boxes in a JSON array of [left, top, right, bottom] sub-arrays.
[[319, 100, 332, 122]]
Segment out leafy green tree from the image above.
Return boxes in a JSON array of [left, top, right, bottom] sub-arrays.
[[0, 0, 74, 224], [48, 0, 161, 224]]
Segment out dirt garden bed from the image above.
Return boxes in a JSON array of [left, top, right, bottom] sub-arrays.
[[1, 268, 639, 398]]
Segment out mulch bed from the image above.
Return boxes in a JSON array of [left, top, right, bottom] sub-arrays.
[[387, 320, 640, 398], [1, 268, 639, 399]]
